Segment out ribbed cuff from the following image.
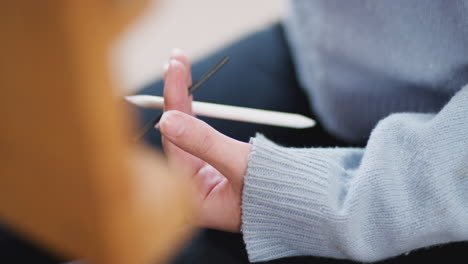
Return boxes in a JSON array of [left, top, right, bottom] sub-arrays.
[[241, 134, 343, 262]]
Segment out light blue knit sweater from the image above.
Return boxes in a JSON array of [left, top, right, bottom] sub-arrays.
[[241, 0, 468, 262]]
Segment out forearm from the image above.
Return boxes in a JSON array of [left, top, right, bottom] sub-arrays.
[[241, 86, 468, 262]]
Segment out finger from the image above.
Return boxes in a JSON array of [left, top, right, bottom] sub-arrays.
[[163, 136, 203, 166], [171, 48, 192, 86], [159, 110, 252, 192], [164, 59, 192, 114], [162, 58, 201, 172]]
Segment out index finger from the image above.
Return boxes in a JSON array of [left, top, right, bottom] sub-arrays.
[[171, 48, 192, 86], [164, 59, 192, 114]]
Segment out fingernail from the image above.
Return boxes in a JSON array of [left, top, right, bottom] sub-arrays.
[[169, 58, 182, 66], [159, 112, 185, 137], [172, 48, 184, 56]]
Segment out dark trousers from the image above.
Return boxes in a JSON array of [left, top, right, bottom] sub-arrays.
[[0, 24, 466, 264]]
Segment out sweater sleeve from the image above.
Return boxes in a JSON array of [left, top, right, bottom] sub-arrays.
[[241, 86, 468, 263]]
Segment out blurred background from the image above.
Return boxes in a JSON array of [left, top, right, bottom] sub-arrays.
[[112, 0, 285, 94]]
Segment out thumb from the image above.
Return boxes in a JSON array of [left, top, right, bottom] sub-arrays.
[[158, 110, 251, 190]]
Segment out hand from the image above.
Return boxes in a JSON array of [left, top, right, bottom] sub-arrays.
[[158, 49, 251, 232]]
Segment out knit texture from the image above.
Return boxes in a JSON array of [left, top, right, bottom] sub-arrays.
[[241, 1, 468, 262], [242, 87, 468, 262], [242, 1, 468, 262], [284, 0, 468, 142]]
